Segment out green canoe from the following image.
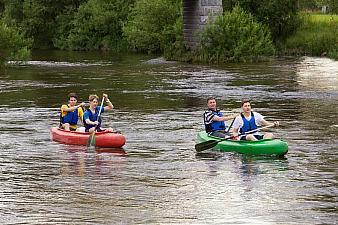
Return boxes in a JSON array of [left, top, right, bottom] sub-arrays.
[[196, 131, 288, 156]]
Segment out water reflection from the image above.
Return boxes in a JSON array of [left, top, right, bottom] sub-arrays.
[[60, 146, 127, 177], [0, 52, 337, 224], [296, 56, 338, 90]]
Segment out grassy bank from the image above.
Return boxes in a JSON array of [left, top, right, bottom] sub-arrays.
[[280, 13, 338, 60]]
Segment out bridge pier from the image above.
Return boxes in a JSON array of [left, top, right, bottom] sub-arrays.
[[183, 0, 223, 49]]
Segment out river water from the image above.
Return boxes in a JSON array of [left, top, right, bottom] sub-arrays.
[[0, 51, 337, 224]]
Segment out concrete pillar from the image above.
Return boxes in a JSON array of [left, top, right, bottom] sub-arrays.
[[183, 0, 223, 49]]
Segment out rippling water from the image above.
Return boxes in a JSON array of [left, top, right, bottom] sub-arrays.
[[0, 51, 337, 224]]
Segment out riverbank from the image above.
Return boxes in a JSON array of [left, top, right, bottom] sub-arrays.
[[279, 13, 338, 60]]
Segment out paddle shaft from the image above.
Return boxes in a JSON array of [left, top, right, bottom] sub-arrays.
[[195, 123, 275, 152]]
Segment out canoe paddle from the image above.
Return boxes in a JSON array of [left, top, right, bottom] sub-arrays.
[[195, 124, 275, 152], [87, 96, 105, 147]]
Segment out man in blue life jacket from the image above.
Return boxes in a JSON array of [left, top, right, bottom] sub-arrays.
[[203, 97, 238, 138], [232, 99, 279, 141], [60, 93, 86, 131], [83, 93, 114, 133]]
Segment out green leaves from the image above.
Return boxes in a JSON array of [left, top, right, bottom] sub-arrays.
[[197, 6, 275, 63], [122, 0, 182, 53], [0, 21, 31, 65]]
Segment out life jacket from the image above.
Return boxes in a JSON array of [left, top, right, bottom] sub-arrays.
[[239, 112, 257, 134], [204, 110, 226, 133], [83, 107, 102, 130], [59, 104, 79, 127]]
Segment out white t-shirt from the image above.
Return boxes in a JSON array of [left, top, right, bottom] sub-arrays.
[[233, 111, 264, 131]]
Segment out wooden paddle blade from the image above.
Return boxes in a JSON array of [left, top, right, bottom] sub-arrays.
[[195, 140, 219, 152], [87, 133, 96, 147]]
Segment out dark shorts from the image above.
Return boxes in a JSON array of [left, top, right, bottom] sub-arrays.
[[240, 134, 264, 140], [209, 130, 230, 138]]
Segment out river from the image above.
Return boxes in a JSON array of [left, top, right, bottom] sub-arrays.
[[0, 51, 337, 224]]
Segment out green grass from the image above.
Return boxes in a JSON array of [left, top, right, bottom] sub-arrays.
[[281, 13, 338, 59]]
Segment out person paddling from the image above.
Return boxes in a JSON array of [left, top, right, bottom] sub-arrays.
[[83, 93, 114, 133], [60, 93, 86, 131], [232, 99, 279, 141], [203, 97, 237, 138]]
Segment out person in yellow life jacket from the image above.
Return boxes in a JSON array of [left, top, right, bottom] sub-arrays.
[[60, 93, 86, 131]]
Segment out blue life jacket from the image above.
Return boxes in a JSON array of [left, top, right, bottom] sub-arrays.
[[83, 107, 102, 130], [239, 112, 257, 134], [204, 110, 226, 133], [60, 105, 79, 126]]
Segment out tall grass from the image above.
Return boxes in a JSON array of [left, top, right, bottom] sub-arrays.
[[282, 13, 338, 59]]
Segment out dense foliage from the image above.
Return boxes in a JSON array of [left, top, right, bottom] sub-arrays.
[[56, 0, 134, 50], [196, 6, 275, 63], [0, 0, 337, 64], [0, 21, 31, 65], [223, 0, 301, 41], [123, 0, 182, 53]]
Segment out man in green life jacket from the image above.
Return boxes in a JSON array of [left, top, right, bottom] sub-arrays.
[[60, 92, 86, 131]]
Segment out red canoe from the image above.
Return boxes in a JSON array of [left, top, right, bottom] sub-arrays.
[[50, 127, 126, 148]]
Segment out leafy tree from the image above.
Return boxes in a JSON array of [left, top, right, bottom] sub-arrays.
[[223, 0, 300, 41], [196, 6, 275, 63], [59, 0, 134, 51], [0, 21, 31, 65], [123, 0, 182, 53], [2, 0, 86, 48]]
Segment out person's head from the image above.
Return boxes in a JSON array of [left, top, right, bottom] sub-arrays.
[[207, 97, 217, 110], [241, 99, 251, 113], [68, 92, 78, 106], [88, 94, 99, 108]]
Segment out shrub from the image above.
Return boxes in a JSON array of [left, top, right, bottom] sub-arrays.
[[123, 0, 182, 53], [196, 6, 275, 63], [0, 21, 31, 65], [59, 0, 134, 51]]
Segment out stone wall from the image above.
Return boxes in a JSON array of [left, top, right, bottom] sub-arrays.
[[183, 0, 223, 49]]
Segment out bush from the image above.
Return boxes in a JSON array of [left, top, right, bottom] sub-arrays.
[[223, 0, 301, 41], [0, 21, 31, 65], [195, 6, 275, 63], [58, 0, 134, 51], [123, 0, 182, 53]]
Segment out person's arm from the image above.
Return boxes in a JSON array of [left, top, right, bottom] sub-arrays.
[[103, 93, 114, 111], [84, 112, 99, 126], [255, 112, 279, 127], [260, 119, 279, 127], [212, 113, 237, 122], [232, 116, 242, 137], [63, 102, 85, 112]]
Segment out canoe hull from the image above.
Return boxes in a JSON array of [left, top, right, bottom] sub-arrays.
[[197, 131, 288, 156], [50, 127, 126, 148]]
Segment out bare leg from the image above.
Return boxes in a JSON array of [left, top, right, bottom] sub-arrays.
[[263, 132, 274, 139], [62, 123, 70, 131], [245, 134, 258, 141]]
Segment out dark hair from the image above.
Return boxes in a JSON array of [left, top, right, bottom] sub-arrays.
[[241, 98, 250, 106], [207, 97, 215, 103], [68, 92, 78, 100]]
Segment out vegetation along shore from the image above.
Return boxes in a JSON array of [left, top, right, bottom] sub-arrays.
[[0, 0, 337, 66]]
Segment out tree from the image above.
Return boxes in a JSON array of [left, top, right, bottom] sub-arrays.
[[223, 0, 301, 41], [123, 0, 182, 53], [0, 21, 31, 65], [59, 0, 135, 50]]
